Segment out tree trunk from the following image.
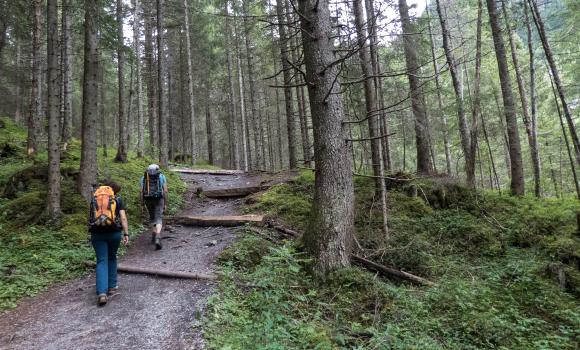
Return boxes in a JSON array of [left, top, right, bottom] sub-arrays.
[[60, 0, 73, 150], [365, 0, 391, 172], [528, 0, 580, 170], [225, 3, 239, 169], [46, 0, 61, 216], [502, 0, 541, 197], [486, 0, 525, 195], [243, 0, 263, 170], [27, 0, 43, 156], [354, 0, 388, 237], [156, 0, 168, 167], [299, 0, 355, 275], [183, 0, 197, 165], [525, 0, 539, 193], [468, 0, 483, 189], [435, 0, 475, 186], [426, 5, 451, 174], [399, 0, 433, 175], [276, 0, 297, 169], [205, 88, 214, 165], [144, 0, 157, 156], [114, 0, 128, 162], [14, 42, 22, 124], [79, 0, 100, 199], [236, 46, 249, 171], [133, 0, 144, 157], [549, 73, 580, 200]]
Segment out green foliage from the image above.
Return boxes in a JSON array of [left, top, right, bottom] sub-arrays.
[[207, 172, 580, 349]]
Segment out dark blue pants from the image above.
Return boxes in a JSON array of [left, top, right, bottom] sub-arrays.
[[91, 231, 121, 295]]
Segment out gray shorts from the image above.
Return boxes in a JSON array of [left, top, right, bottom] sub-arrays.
[[144, 198, 164, 225]]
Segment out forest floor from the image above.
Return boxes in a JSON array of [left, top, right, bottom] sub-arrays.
[[0, 170, 264, 350]]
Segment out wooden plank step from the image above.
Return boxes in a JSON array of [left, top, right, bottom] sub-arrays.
[[85, 261, 217, 280], [172, 214, 264, 227], [202, 185, 268, 198], [171, 168, 245, 175]]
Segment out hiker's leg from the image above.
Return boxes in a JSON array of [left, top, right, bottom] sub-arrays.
[[91, 234, 108, 295], [107, 232, 122, 290]]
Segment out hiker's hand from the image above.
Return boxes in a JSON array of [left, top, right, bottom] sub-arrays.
[[122, 234, 129, 246]]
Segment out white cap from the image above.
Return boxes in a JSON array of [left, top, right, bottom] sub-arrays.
[[147, 164, 160, 174]]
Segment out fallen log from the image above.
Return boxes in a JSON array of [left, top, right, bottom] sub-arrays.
[[171, 214, 264, 227], [265, 222, 300, 237], [84, 261, 217, 280], [202, 185, 269, 198], [351, 255, 434, 287], [171, 168, 244, 175]]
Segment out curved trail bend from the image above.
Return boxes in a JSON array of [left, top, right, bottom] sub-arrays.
[[0, 171, 263, 350]]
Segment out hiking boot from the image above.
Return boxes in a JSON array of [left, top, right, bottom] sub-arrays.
[[97, 293, 108, 306], [155, 237, 162, 250], [107, 287, 118, 296]]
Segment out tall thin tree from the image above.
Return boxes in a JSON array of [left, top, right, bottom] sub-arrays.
[[486, 0, 525, 195]]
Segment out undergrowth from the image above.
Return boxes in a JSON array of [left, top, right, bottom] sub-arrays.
[[206, 171, 580, 349], [0, 117, 187, 310]]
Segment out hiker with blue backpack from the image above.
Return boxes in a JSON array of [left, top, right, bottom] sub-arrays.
[[140, 164, 168, 250], [88, 180, 129, 306]]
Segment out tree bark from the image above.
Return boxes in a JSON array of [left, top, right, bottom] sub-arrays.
[[79, 0, 100, 199], [426, 5, 451, 174], [27, 0, 43, 156], [236, 44, 249, 171], [144, 0, 157, 156], [299, 0, 355, 275], [156, 0, 168, 167], [46, 0, 61, 216], [486, 0, 525, 195], [60, 0, 74, 150], [276, 0, 297, 169], [225, 3, 239, 169], [502, 0, 541, 197], [205, 88, 214, 165], [525, 1, 539, 193], [365, 0, 391, 172], [115, 0, 128, 162], [528, 0, 580, 170], [133, 0, 144, 157], [436, 0, 475, 186], [399, 0, 433, 175], [183, 0, 197, 165]]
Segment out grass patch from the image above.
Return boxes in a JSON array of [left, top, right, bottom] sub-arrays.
[[206, 171, 580, 349]]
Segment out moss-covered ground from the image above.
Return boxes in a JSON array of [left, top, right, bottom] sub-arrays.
[[205, 171, 580, 349], [0, 117, 191, 310]]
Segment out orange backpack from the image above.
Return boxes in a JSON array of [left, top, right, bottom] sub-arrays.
[[89, 186, 119, 228]]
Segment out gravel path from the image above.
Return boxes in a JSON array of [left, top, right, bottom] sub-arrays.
[[0, 171, 262, 350]]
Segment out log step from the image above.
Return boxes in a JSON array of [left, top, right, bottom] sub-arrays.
[[85, 261, 217, 280], [171, 168, 245, 175], [172, 214, 264, 227], [202, 186, 268, 198]]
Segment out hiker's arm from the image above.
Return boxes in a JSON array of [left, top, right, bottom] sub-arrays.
[[120, 210, 129, 245], [163, 183, 168, 211]]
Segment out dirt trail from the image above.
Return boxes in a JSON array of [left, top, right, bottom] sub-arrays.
[[0, 171, 263, 350]]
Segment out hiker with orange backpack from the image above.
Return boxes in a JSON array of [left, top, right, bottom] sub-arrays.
[[140, 164, 168, 250], [88, 180, 129, 306]]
